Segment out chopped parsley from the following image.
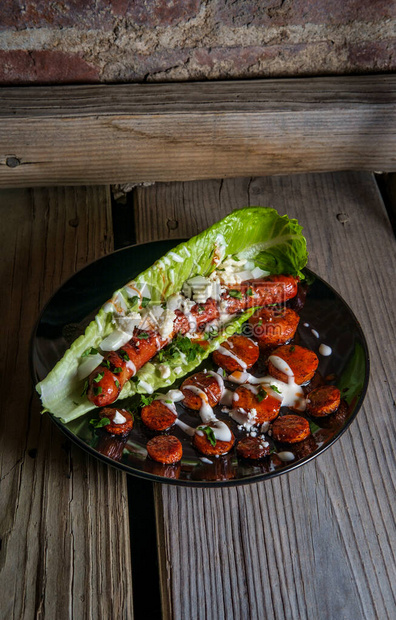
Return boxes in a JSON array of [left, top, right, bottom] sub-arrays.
[[81, 347, 98, 358], [197, 305, 205, 313], [162, 334, 202, 364], [128, 295, 139, 306], [115, 379, 120, 389], [228, 289, 242, 299], [246, 287, 253, 297], [136, 332, 149, 339], [93, 371, 104, 383], [256, 387, 268, 402], [93, 386, 102, 396], [101, 359, 110, 369], [197, 426, 217, 447], [270, 384, 281, 394], [119, 349, 130, 362], [257, 319, 263, 326], [81, 379, 89, 397], [140, 394, 157, 407], [141, 297, 150, 308], [113, 366, 123, 373], [90, 417, 110, 429], [290, 345, 295, 352]]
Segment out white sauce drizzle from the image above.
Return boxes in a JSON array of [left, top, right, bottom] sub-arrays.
[[277, 451, 295, 462], [175, 418, 196, 436], [229, 365, 306, 411], [182, 385, 217, 423], [137, 379, 154, 394], [207, 370, 225, 395], [126, 359, 137, 376], [216, 345, 247, 370], [113, 410, 127, 425], [311, 329, 319, 338], [319, 343, 332, 356], [268, 355, 294, 377]]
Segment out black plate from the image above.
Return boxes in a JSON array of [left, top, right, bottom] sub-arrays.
[[31, 239, 370, 487]]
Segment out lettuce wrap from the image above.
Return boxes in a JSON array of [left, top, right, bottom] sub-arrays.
[[36, 207, 307, 422]]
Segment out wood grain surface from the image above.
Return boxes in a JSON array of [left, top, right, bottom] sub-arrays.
[[133, 173, 396, 620], [0, 187, 133, 619], [0, 76, 396, 188]]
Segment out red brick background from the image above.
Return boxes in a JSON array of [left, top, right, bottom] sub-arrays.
[[0, 0, 394, 84]]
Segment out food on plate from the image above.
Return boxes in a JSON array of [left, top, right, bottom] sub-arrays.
[[212, 334, 259, 372], [248, 307, 300, 348], [141, 399, 177, 431], [306, 385, 341, 417], [146, 435, 183, 464], [232, 384, 281, 423], [267, 344, 318, 385], [36, 207, 307, 424], [236, 436, 271, 460], [271, 415, 311, 444], [99, 407, 133, 436], [180, 371, 224, 410], [192, 423, 235, 456]]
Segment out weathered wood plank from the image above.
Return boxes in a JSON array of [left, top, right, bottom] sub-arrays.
[[134, 173, 396, 620], [0, 76, 395, 188], [0, 187, 134, 619]]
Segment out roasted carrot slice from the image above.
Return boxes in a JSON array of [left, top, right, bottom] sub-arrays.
[[271, 415, 310, 444], [99, 407, 133, 437], [268, 344, 318, 385], [141, 400, 177, 431], [181, 371, 223, 410], [236, 437, 271, 460], [248, 307, 300, 348], [233, 385, 281, 423], [306, 385, 341, 417], [193, 426, 235, 456], [146, 435, 183, 464], [212, 334, 259, 373]]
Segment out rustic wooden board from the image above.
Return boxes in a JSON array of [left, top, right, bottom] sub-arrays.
[[0, 187, 133, 618], [134, 173, 396, 620], [0, 76, 396, 188]]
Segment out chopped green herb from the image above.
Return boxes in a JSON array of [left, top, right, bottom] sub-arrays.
[[141, 297, 150, 308], [140, 394, 156, 407], [246, 287, 253, 297], [157, 350, 164, 362], [204, 329, 219, 341], [72, 401, 79, 406], [113, 366, 123, 374], [233, 256, 240, 261], [257, 319, 263, 326], [119, 349, 130, 362], [161, 302, 167, 309], [161, 334, 202, 364], [290, 345, 295, 352], [128, 295, 139, 306], [136, 332, 149, 340], [82, 347, 98, 358], [165, 399, 173, 404], [93, 386, 103, 396], [228, 289, 243, 299], [90, 417, 110, 429], [115, 379, 120, 389], [93, 371, 104, 383], [270, 384, 281, 394], [197, 305, 205, 313], [101, 359, 110, 369], [197, 426, 217, 447], [256, 387, 268, 402], [81, 379, 89, 397], [267, 303, 277, 308]]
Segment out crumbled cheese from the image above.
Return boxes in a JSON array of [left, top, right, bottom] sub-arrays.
[[113, 410, 127, 425], [157, 364, 171, 379]]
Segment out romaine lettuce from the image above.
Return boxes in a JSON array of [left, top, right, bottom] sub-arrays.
[[36, 207, 307, 422]]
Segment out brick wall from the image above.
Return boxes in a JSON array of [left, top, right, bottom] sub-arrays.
[[0, 1, 394, 84]]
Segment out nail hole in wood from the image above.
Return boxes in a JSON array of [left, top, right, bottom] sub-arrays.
[[6, 156, 20, 168], [28, 448, 38, 459], [167, 219, 178, 230], [69, 217, 79, 227], [336, 212, 349, 224]]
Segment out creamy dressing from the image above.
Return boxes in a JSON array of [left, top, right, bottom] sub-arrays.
[[268, 355, 294, 378], [277, 451, 295, 462], [137, 379, 154, 394], [216, 345, 248, 370], [182, 385, 217, 423], [175, 418, 196, 436], [319, 343, 332, 356], [113, 410, 127, 425], [207, 370, 225, 395], [311, 329, 319, 338], [220, 388, 234, 406], [126, 359, 137, 376], [228, 366, 306, 411]]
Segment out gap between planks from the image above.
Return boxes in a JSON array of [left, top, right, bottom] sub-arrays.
[[132, 173, 396, 620], [0, 187, 133, 619]]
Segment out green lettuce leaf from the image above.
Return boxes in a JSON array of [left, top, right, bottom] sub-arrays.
[[36, 207, 307, 422]]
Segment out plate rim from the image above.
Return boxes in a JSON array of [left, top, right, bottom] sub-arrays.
[[30, 238, 371, 487]]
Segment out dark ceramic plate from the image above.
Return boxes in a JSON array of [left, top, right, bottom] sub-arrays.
[[31, 239, 369, 486]]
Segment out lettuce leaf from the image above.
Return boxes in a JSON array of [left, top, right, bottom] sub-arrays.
[[36, 207, 307, 422]]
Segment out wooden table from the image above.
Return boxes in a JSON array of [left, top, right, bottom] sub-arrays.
[[1, 171, 395, 619]]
